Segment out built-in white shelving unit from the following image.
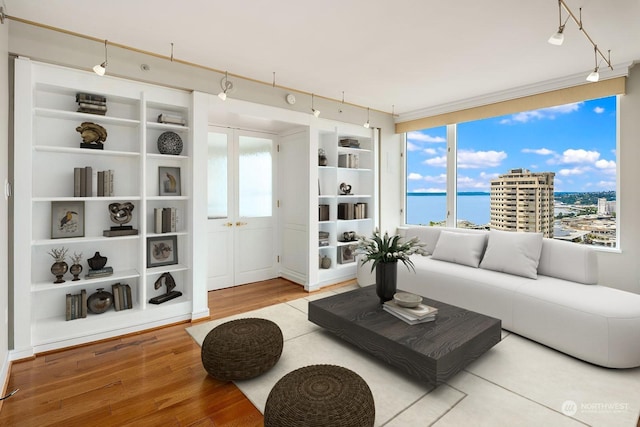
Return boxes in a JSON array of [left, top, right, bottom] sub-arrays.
[[315, 126, 377, 288], [12, 59, 206, 357]]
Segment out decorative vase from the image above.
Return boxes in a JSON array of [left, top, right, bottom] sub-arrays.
[[87, 288, 113, 314], [87, 252, 107, 270], [375, 261, 398, 304], [70, 263, 83, 281], [50, 261, 68, 284], [321, 255, 332, 269], [157, 131, 183, 155]]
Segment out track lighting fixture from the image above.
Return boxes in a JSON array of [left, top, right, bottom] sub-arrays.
[[218, 71, 233, 100], [93, 40, 108, 76], [363, 107, 370, 128], [311, 94, 320, 118], [586, 45, 600, 82], [548, 0, 569, 46], [546, 0, 613, 82]]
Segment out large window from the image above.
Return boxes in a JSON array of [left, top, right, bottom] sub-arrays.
[[406, 96, 618, 247]]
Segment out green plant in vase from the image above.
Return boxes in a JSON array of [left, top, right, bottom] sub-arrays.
[[356, 229, 427, 304], [48, 247, 69, 284]]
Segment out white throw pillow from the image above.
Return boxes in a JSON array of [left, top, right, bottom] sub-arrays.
[[431, 231, 487, 268], [480, 230, 543, 279]]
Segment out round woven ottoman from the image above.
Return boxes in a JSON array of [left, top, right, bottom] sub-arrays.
[[264, 364, 375, 427], [201, 318, 283, 381]]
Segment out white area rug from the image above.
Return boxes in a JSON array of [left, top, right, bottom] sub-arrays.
[[187, 285, 640, 427]]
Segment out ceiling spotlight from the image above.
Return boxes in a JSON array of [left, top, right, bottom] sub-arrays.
[[586, 45, 600, 82], [311, 94, 320, 118], [93, 40, 108, 76], [218, 71, 233, 101], [548, 0, 569, 46], [363, 107, 370, 128]]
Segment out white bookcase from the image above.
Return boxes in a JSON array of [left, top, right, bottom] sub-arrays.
[[13, 58, 203, 356], [315, 126, 377, 288]]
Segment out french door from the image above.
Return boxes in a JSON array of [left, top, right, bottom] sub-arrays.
[[206, 126, 278, 290]]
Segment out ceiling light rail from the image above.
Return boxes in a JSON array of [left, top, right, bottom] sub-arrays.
[[5, 13, 388, 118], [548, 0, 613, 82]]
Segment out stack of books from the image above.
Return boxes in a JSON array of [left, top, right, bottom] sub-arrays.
[[339, 138, 360, 148], [65, 289, 87, 321], [112, 283, 133, 311], [319, 231, 330, 247], [76, 92, 107, 115], [154, 207, 178, 233], [383, 300, 438, 325], [86, 266, 113, 279], [157, 113, 186, 126]]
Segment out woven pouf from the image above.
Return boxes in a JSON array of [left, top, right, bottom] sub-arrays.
[[201, 318, 283, 381], [264, 364, 375, 427]]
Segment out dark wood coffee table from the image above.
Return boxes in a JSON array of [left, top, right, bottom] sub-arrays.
[[308, 285, 501, 385]]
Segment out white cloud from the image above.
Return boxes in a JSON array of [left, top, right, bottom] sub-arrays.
[[407, 172, 423, 180], [406, 141, 420, 152], [424, 174, 447, 183], [595, 180, 616, 189], [559, 148, 600, 164], [558, 167, 591, 176], [500, 102, 582, 124], [423, 148, 437, 155], [595, 159, 616, 169], [457, 150, 507, 169], [424, 156, 447, 167], [522, 148, 555, 155], [407, 131, 446, 143], [594, 106, 605, 114]]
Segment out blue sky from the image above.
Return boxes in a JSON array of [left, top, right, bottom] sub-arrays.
[[406, 96, 617, 193]]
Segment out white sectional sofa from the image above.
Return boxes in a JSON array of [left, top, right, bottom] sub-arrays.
[[383, 226, 640, 369]]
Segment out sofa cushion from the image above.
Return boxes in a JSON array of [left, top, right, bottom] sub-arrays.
[[480, 230, 543, 279], [537, 238, 598, 285], [402, 226, 487, 255], [431, 231, 487, 268]]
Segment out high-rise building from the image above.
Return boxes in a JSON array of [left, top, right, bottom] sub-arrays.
[[490, 168, 555, 237]]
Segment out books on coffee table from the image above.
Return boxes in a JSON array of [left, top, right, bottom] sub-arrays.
[[383, 300, 438, 325]]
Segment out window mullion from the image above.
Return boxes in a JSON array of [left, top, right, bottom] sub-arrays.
[[446, 124, 457, 227]]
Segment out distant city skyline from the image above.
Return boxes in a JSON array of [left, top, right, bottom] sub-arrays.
[[406, 96, 617, 194]]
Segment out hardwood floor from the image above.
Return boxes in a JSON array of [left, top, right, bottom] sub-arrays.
[[0, 278, 351, 427]]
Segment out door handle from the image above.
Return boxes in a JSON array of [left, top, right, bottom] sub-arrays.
[[223, 222, 233, 227], [236, 221, 247, 226]]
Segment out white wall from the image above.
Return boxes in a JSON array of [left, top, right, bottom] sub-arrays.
[[597, 65, 640, 293], [0, 21, 11, 393]]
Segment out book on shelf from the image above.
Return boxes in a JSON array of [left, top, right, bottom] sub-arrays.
[[124, 284, 132, 309], [112, 283, 122, 311], [96, 170, 114, 197], [338, 153, 359, 169], [86, 266, 114, 278], [383, 300, 438, 325], [157, 207, 177, 233], [76, 92, 107, 115], [73, 166, 100, 197], [157, 113, 186, 126]]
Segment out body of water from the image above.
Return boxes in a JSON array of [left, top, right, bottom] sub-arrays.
[[407, 193, 490, 226]]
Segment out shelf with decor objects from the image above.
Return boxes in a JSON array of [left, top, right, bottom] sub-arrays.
[[312, 127, 377, 289], [12, 58, 203, 358]]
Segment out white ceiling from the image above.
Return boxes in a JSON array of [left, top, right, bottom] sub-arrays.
[[5, 0, 640, 116]]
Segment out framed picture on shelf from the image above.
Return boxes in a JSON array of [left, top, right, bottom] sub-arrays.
[[159, 166, 181, 196], [338, 244, 356, 264], [51, 201, 85, 239], [147, 235, 178, 268]]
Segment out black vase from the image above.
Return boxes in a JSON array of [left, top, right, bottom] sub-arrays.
[[87, 288, 113, 314], [375, 261, 398, 304]]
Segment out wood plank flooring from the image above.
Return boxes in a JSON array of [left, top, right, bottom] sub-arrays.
[[0, 278, 350, 427]]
